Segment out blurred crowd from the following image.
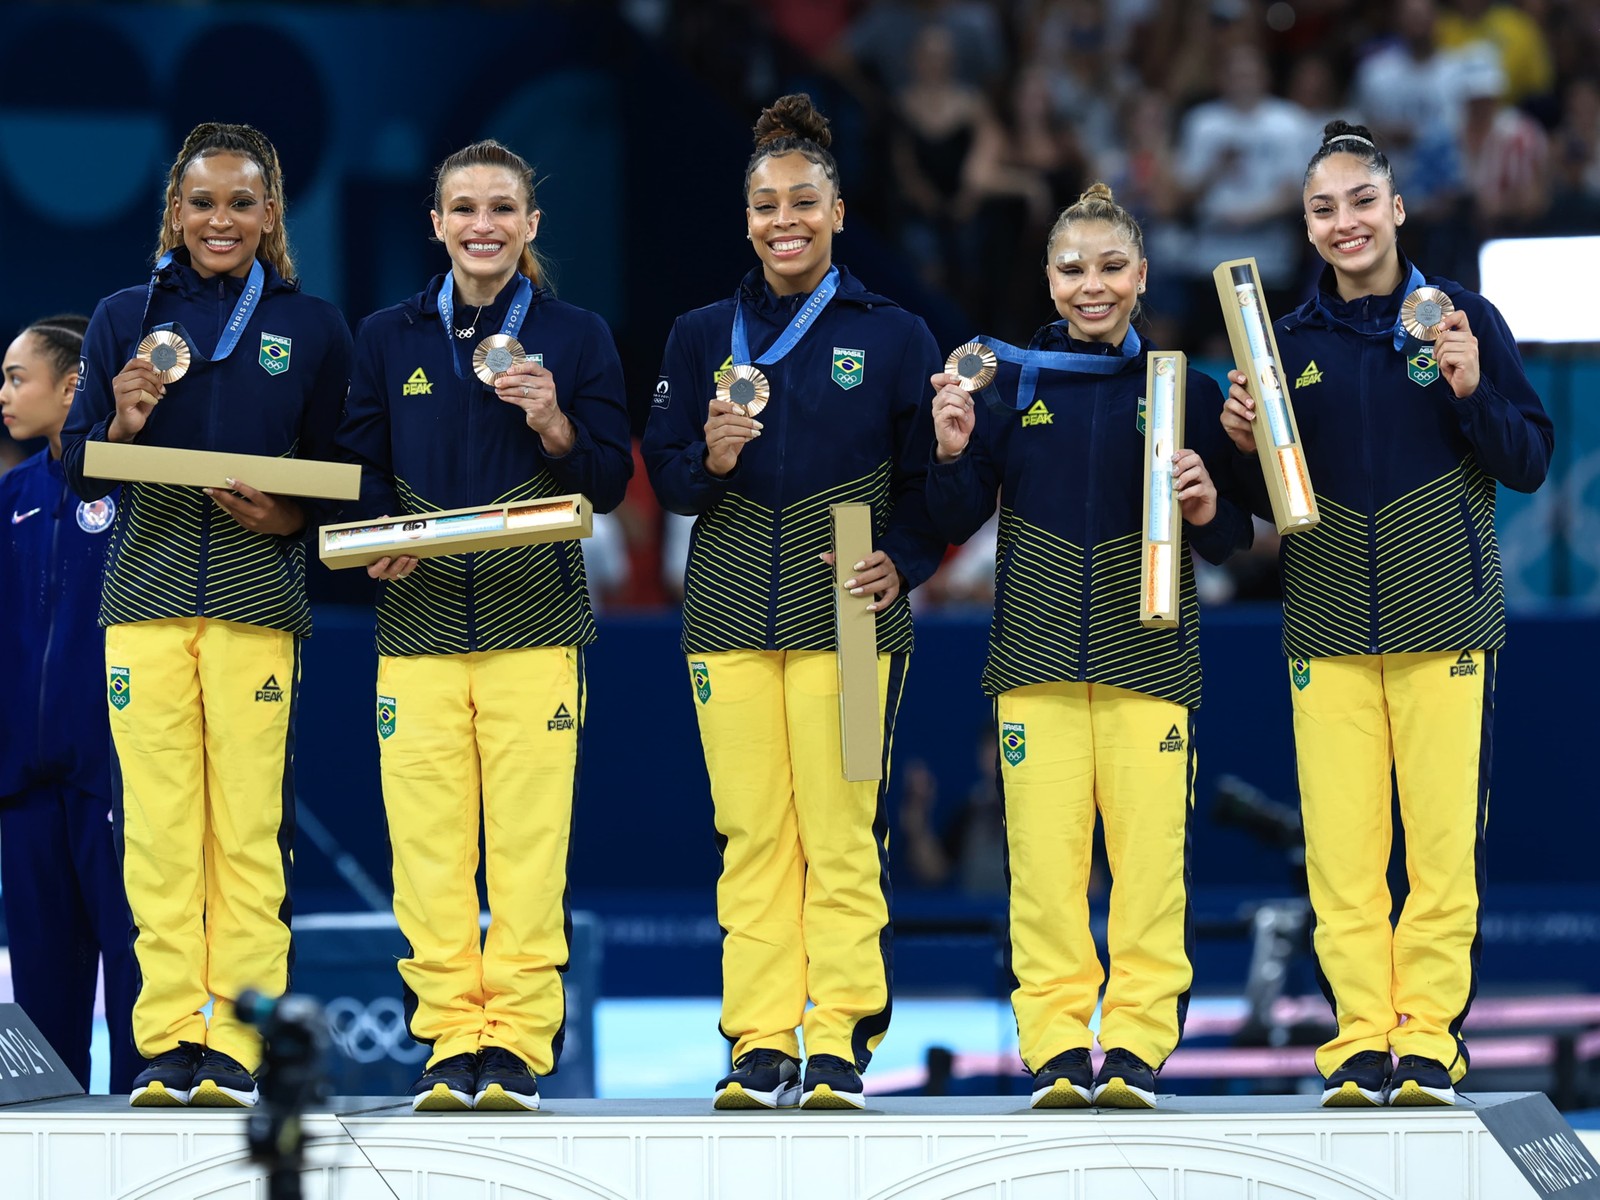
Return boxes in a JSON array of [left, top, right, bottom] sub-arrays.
[[7, 0, 1589, 613]]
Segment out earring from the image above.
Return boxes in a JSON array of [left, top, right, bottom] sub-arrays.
[[835, 225, 843, 234], [1138, 283, 1145, 293], [746, 232, 752, 240]]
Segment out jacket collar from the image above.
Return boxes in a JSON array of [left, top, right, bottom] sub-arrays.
[[152, 247, 297, 299], [735, 264, 898, 314], [412, 272, 548, 322], [1286, 253, 1433, 337]]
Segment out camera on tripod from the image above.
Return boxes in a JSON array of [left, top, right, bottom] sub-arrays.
[[236, 989, 331, 1200]]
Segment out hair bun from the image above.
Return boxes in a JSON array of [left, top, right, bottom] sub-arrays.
[[1078, 181, 1116, 206], [1321, 119, 1379, 153], [754, 93, 832, 150]]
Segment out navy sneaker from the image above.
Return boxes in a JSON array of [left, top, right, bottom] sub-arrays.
[[801, 1053, 866, 1110], [714, 1048, 801, 1110], [1031, 1047, 1093, 1109], [189, 1048, 260, 1107], [1388, 1055, 1457, 1106], [411, 1052, 479, 1112], [129, 1042, 205, 1107], [1092, 1048, 1158, 1109], [1321, 1050, 1392, 1108], [475, 1047, 541, 1111]]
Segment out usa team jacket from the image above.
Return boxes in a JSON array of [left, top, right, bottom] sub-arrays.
[[1259, 260, 1552, 658], [926, 326, 1253, 706], [0, 451, 118, 802], [61, 251, 353, 636], [336, 274, 632, 657], [643, 266, 946, 655]]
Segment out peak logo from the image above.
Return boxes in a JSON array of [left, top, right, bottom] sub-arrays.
[[548, 702, 576, 731], [256, 675, 285, 703], [403, 368, 433, 396]]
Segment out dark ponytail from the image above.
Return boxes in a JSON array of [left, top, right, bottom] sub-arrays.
[[744, 93, 843, 200], [1304, 119, 1396, 190]]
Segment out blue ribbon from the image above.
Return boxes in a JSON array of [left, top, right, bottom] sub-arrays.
[[976, 324, 1142, 411], [731, 266, 840, 367], [1391, 264, 1428, 352], [140, 250, 266, 367], [438, 272, 535, 382]]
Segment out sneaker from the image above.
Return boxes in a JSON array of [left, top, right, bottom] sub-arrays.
[[1321, 1050, 1392, 1108], [1031, 1048, 1093, 1109], [800, 1053, 866, 1110], [189, 1048, 260, 1107], [1092, 1048, 1158, 1109], [474, 1047, 541, 1111], [411, 1052, 479, 1112], [1388, 1055, 1457, 1106], [129, 1042, 205, 1107], [714, 1048, 801, 1110]]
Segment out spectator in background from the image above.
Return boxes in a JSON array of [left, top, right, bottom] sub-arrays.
[[832, 0, 1006, 94], [1435, 0, 1555, 110], [1459, 56, 1552, 236], [0, 315, 138, 1097], [1545, 75, 1600, 231], [1174, 41, 1310, 336], [897, 728, 1006, 898], [1097, 87, 1184, 346], [890, 24, 1051, 319]]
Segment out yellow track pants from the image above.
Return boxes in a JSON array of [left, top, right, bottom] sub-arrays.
[[106, 618, 297, 1070], [1291, 650, 1493, 1082], [688, 649, 906, 1069], [377, 646, 580, 1074], [997, 681, 1195, 1072]]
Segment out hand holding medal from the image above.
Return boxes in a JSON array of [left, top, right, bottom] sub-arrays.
[[929, 342, 995, 464], [107, 356, 170, 443], [1404, 286, 1479, 398]]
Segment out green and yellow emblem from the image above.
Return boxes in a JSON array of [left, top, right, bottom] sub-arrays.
[[377, 695, 397, 740], [259, 332, 292, 376], [1407, 348, 1439, 388], [109, 666, 130, 710], [1291, 658, 1311, 691], [1295, 360, 1323, 389], [691, 661, 711, 705], [1001, 721, 1026, 766], [832, 347, 864, 390], [1136, 395, 1147, 435]]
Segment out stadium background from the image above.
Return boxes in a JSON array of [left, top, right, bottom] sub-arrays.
[[0, 0, 1596, 1102]]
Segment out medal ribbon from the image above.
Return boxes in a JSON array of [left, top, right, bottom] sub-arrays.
[[730, 266, 840, 368], [976, 324, 1142, 411], [438, 272, 535, 381], [1311, 263, 1427, 352], [140, 250, 266, 365]]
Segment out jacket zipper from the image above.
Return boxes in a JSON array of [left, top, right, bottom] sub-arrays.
[[464, 355, 478, 653], [1078, 379, 1098, 680], [36, 474, 65, 767], [1361, 337, 1380, 652], [197, 276, 230, 617]]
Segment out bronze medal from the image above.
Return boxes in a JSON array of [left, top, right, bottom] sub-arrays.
[[136, 329, 192, 384], [1401, 287, 1455, 342], [715, 363, 771, 417], [946, 341, 998, 392], [472, 334, 527, 385]]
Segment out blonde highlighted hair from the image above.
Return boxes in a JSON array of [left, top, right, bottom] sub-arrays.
[[1046, 182, 1145, 262]]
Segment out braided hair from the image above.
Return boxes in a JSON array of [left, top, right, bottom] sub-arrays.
[[157, 123, 294, 278], [20, 314, 88, 381], [744, 94, 842, 200]]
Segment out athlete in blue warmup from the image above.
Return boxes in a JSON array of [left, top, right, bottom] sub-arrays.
[[644, 94, 946, 1111], [0, 314, 138, 1093], [1222, 121, 1552, 1108]]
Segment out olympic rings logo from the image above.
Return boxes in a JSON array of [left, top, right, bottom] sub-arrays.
[[324, 996, 429, 1064]]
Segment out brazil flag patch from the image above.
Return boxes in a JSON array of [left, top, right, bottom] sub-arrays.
[[832, 347, 864, 390]]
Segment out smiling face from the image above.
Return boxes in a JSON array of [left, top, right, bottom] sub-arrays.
[[1047, 220, 1146, 343], [1304, 153, 1405, 297], [171, 153, 275, 279], [431, 164, 540, 300], [1, 333, 76, 444], [746, 151, 843, 296]]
